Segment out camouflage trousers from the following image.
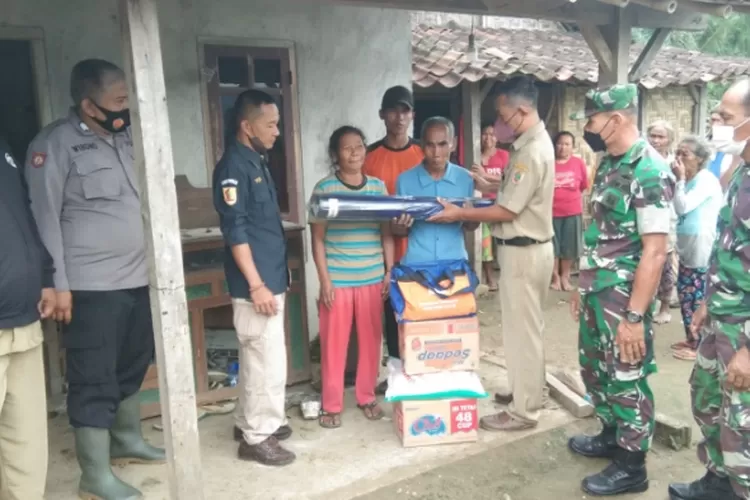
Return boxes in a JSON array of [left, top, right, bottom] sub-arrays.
[[579, 285, 657, 452], [691, 317, 750, 499]]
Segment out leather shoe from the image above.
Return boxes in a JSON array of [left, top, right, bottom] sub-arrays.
[[233, 425, 292, 442], [494, 392, 513, 405], [582, 448, 648, 496], [668, 470, 740, 499], [568, 426, 618, 458], [238, 436, 295, 466]]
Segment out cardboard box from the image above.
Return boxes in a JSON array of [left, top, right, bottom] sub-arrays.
[[394, 398, 479, 448], [399, 317, 480, 375]]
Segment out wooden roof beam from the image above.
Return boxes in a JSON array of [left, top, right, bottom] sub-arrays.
[[324, 0, 708, 30], [629, 27, 671, 82]]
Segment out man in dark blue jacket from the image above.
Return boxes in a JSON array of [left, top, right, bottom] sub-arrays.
[[213, 90, 294, 467], [0, 136, 56, 499]]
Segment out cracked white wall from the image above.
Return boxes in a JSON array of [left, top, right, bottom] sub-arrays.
[[4, 0, 413, 338]]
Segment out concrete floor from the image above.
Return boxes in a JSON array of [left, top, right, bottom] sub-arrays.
[[44, 288, 699, 500]]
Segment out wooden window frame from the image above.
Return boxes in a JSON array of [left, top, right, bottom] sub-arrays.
[[197, 38, 304, 223]]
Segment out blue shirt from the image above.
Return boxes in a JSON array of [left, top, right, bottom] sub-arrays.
[[396, 162, 474, 265]]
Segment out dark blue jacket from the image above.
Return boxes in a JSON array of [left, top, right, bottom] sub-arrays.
[[213, 139, 288, 299], [0, 138, 54, 328]]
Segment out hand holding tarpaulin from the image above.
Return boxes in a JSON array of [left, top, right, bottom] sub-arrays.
[[308, 193, 494, 222]]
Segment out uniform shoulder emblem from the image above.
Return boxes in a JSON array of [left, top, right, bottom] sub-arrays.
[[222, 186, 238, 206], [31, 152, 47, 168], [221, 178, 239, 206], [511, 163, 528, 184]]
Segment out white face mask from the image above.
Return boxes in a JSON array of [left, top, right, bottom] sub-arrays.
[[712, 119, 750, 156]]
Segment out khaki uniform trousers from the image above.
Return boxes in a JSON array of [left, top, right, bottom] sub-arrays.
[[498, 242, 554, 423], [0, 321, 48, 500], [232, 295, 288, 445]]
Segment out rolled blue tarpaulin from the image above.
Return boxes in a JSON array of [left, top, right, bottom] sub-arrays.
[[308, 194, 496, 222]]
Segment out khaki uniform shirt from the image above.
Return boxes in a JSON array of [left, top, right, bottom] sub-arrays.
[[492, 120, 555, 242]]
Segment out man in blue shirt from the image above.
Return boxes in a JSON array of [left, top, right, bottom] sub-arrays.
[[397, 116, 477, 264]]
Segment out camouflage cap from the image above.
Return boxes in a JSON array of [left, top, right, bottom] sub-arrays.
[[570, 83, 639, 120]]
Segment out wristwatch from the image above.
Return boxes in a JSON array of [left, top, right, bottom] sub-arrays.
[[624, 310, 644, 324]]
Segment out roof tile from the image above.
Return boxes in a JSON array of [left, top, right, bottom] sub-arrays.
[[413, 25, 750, 88]]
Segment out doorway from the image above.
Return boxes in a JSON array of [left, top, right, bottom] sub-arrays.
[[0, 39, 41, 164]]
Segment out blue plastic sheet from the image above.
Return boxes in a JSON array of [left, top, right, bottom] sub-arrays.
[[308, 194, 495, 222]]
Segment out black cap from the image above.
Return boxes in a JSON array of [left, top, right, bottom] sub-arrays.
[[381, 86, 414, 111]]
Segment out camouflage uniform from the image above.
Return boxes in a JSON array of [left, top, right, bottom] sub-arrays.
[[692, 161, 750, 499], [575, 85, 675, 453]]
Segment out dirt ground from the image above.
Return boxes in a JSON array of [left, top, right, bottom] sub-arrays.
[[358, 286, 705, 500], [44, 283, 703, 499]]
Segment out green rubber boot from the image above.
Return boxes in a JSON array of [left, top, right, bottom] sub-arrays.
[[75, 427, 142, 500], [110, 394, 166, 465]]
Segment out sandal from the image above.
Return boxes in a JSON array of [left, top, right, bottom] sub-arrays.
[[488, 284, 499, 292], [673, 348, 697, 361], [357, 401, 384, 421], [671, 340, 693, 350], [319, 411, 341, 429]]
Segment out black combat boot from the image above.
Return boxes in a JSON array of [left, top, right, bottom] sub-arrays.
[[568, 426, 618, 458], [581, 447, 648, 496], [668, 470, 741, 500]]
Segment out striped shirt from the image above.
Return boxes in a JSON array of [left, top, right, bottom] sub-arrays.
[[311, 174, 388, 287]]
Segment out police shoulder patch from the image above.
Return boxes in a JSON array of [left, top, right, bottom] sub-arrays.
[[222, 186, 238, 206], [31, 152, 47, 168]]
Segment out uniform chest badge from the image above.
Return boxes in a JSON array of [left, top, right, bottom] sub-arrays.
[[4, 152, 16, 169], [31, 152, 47, 168], [223, 186, 238, 206], [254, 177, 263, 184]]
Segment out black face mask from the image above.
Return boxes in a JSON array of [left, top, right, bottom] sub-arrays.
[[92, 102, 130, 133], [583, 131, 607, 153]]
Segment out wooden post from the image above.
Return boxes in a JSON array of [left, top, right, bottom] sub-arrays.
[[462, 81, 483, 280], [688, 84, 709, 136], [581, 9, 632, 86], [118, 1, 204, 498]]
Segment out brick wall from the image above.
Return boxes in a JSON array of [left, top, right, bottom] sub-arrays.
[[557, 84, 696, 226]]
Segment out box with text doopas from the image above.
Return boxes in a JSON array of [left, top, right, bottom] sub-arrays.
[[399, 317, 480, 375], [394, 398, 479, 448]]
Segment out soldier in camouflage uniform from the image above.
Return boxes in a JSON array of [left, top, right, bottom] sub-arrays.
[[668, 79, 750, 500], [568, 84, 675, 496]]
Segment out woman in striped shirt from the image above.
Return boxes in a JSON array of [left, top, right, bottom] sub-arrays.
[[309, 126, 395, 428]]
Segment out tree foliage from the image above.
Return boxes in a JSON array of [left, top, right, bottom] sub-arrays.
[[633, 14, 750, 104]]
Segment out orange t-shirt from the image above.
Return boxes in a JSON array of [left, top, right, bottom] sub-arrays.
[[363, 139, 424, 263]]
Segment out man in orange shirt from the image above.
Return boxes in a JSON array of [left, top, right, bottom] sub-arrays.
[[364, 85, 423, 394]]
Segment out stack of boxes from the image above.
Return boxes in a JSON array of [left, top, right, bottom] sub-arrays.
[[392, 301, 482, 448]]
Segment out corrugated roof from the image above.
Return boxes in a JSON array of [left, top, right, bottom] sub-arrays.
[[412, 25, 750, 89]]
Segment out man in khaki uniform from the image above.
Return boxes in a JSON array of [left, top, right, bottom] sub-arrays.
[[429, 76, 555, 431]]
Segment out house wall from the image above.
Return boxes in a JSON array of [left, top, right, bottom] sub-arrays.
[[559, 84, 698, 224], [2, 0, 413, 338], [641, 86, 696, 143]]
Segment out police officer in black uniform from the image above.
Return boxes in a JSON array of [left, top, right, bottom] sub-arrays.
[[213, 90, 294, 466]]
